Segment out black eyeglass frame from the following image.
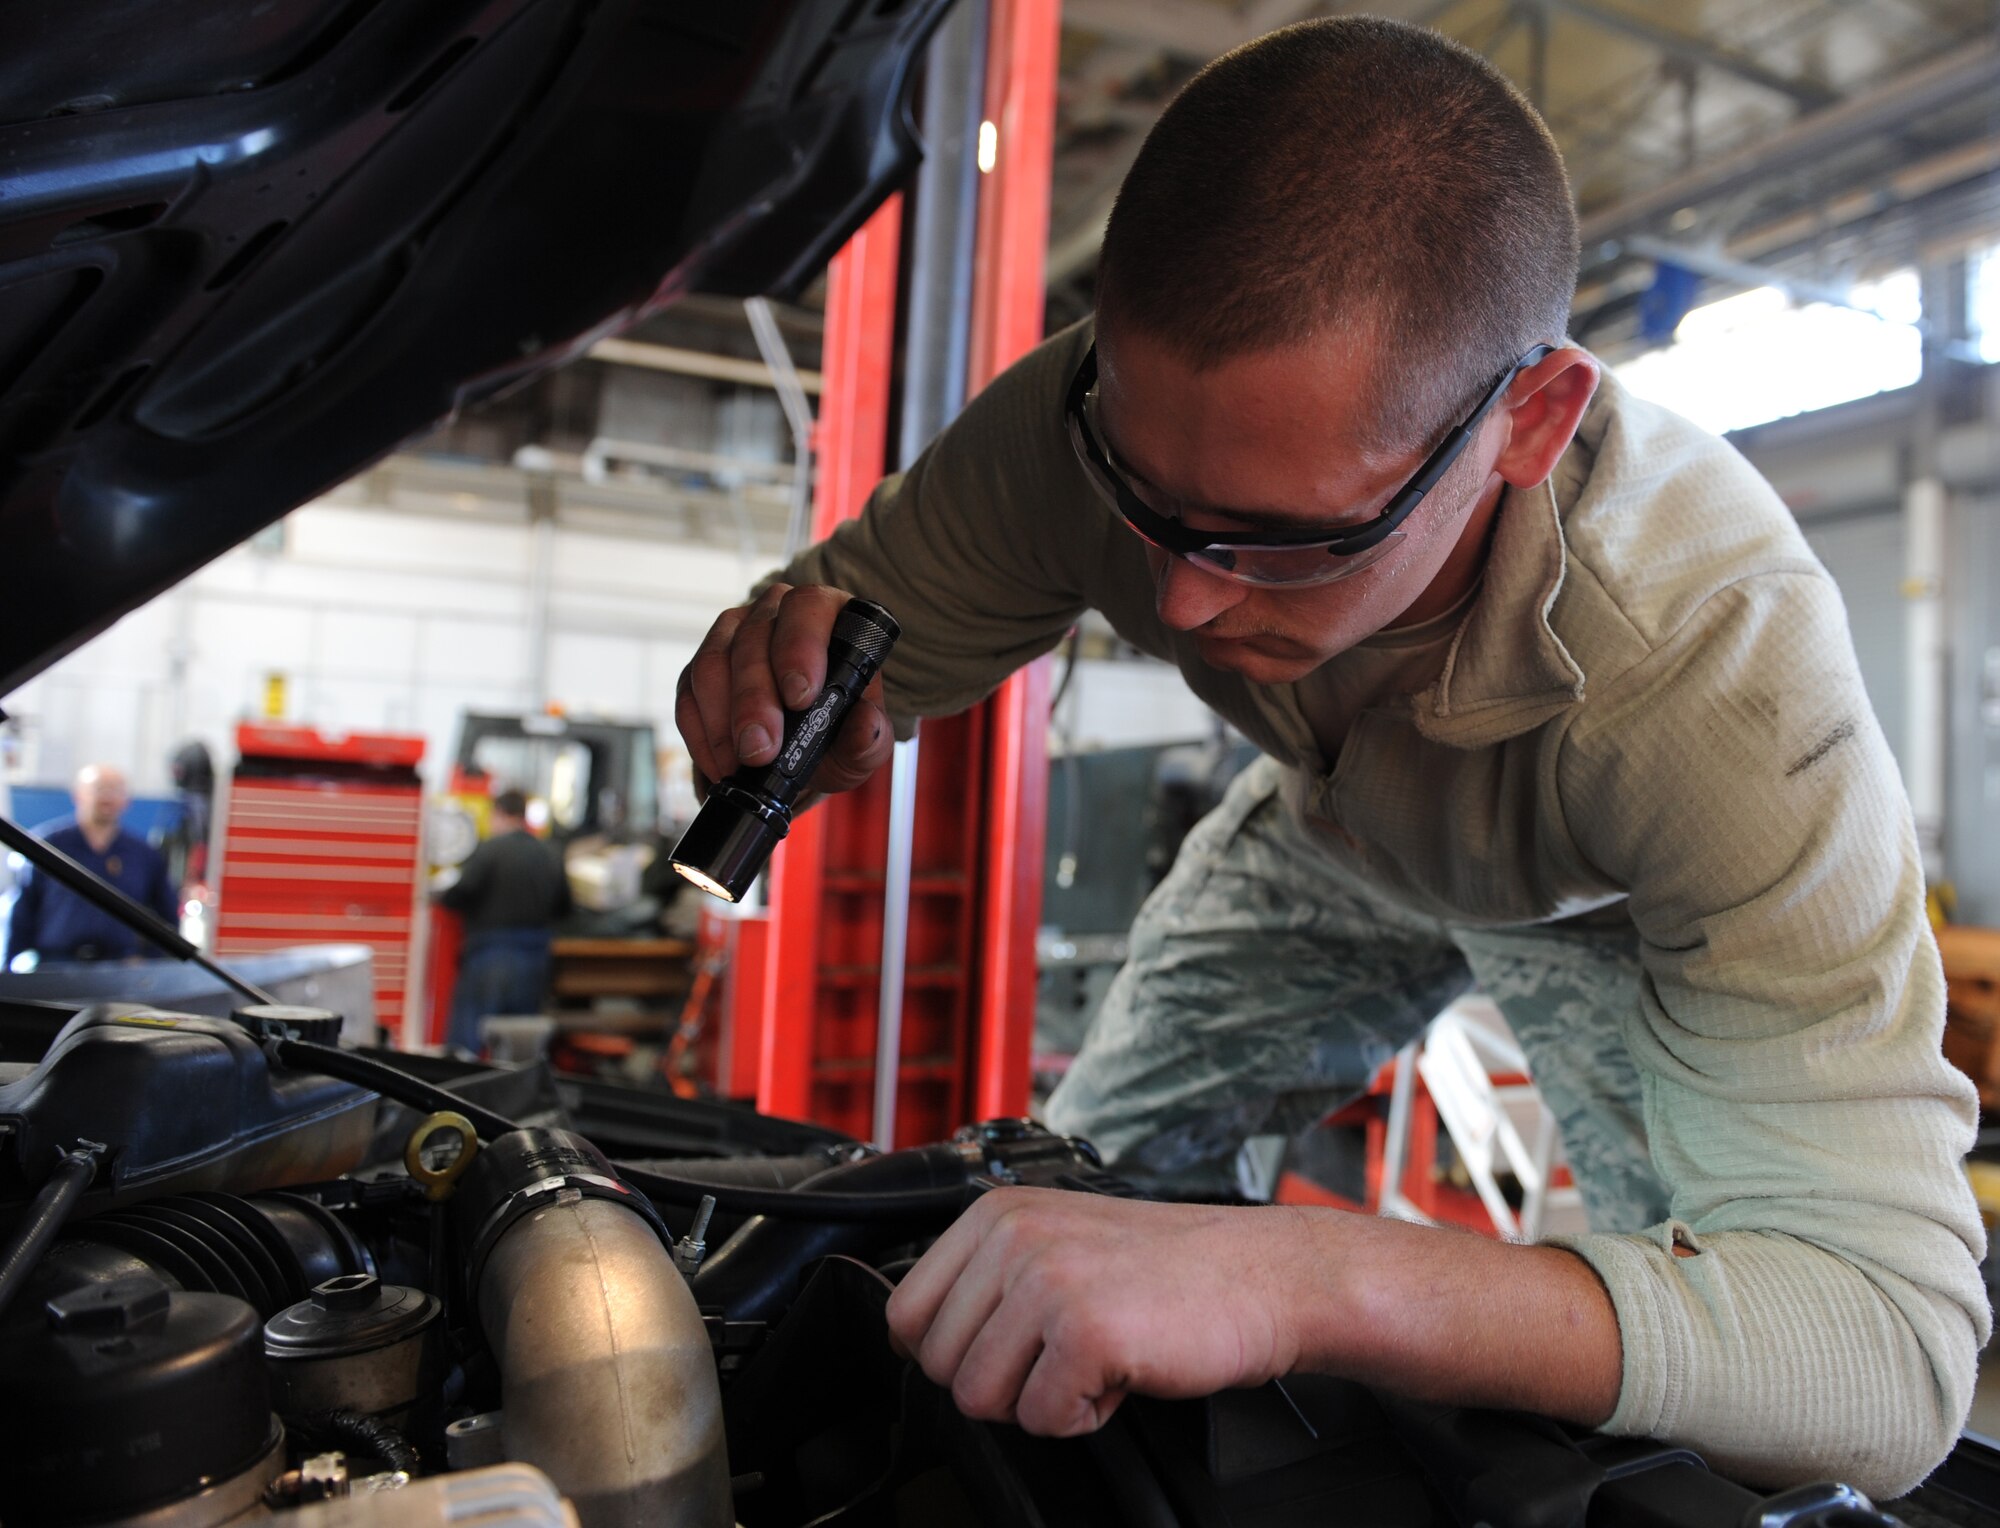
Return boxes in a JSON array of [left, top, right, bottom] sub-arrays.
[[1064, 340, 1556, 562]]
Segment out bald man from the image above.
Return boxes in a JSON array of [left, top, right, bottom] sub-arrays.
[[6, 765, 179, 966]]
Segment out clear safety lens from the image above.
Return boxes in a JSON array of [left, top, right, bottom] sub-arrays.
[[1183, 531, 1405, 587], [1071, 398, 1404, 587]]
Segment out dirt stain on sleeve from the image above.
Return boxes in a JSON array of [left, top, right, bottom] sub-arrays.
[[1786, 718, 1857, 778]]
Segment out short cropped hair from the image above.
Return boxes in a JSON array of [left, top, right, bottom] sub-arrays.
[[1096, 17, 1577, 449], [493, 789, 529, 820]]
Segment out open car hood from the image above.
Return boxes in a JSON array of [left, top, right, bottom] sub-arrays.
[[0, 0, 951, 696]]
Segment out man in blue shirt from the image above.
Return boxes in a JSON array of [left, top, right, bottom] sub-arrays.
[[6, 764, 179, 965]]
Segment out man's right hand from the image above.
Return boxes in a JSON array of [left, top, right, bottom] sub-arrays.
[[676, 582, 896, 796]]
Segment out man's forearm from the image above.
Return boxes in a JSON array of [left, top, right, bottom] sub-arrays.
[[1290, 1206, 1622, 1424], [884, 1186, 1623, 1440]]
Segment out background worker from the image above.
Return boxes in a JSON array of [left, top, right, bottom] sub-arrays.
[[436, 788, 572, 1055], [5, 763, 178, 966], [677, 18, 1986, 1500]]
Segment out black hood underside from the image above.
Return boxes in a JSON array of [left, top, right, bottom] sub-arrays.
[[0, 0, 950, 695]]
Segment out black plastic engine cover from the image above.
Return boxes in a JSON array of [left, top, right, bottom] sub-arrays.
[[0, 1276, 278, 1525], [0, 1006, 375, 1195]]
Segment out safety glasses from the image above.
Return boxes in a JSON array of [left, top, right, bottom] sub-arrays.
[[1063, 341, 1553, 588]]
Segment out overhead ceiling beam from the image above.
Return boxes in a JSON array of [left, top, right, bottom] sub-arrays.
[[1044, 0, 1668, 287], [346, 451, 794, 551], [1047, 0, 1357, 282], [667, 292, 825, 337], [1060, 0, 1242, 58], [585, 337, 824, 394], [1571, 133, 2000, 330], [1577, 36, 2000, 247], [1060, 0, 1461, 60], [1618, 235, 1886, 315], [1542, 0, 1838, 109]]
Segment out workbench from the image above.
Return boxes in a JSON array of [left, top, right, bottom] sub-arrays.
[[548, 936, 695, 1026]]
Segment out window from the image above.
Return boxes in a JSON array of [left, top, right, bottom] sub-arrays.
[[1614, 269, 1923, 436], [468, 735, 594, 834], [1972, 242, 2000, 366]]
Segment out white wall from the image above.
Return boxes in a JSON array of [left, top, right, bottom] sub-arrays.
[[1053, 658, 1223, 755], [5, 483, 1222, 802], [4, 493, 782, 799]]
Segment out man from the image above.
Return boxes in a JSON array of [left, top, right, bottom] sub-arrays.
[[6, 764, 178, 965], [436, 789, 572, 1055], [676, 19, 1986, 1497]]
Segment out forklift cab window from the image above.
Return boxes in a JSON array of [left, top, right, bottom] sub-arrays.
[[469, 736, 594, 835]]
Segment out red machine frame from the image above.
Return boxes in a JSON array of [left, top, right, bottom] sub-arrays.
[[751, 0, 1062, 1142]]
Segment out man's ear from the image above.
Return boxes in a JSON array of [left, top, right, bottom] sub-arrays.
[[1493, 347, 1599, 490]]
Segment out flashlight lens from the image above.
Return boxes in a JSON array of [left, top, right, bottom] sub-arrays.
[[673, 862, 738, 901]]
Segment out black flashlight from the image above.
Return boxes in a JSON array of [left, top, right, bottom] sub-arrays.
[[670, 597, 901, 902]]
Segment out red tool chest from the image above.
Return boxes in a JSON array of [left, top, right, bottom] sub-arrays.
[[214, 723, 426, 1040]]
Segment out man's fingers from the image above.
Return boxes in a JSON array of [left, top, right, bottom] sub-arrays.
[[814, 694, 894, 794], [683, 607, 747, 779], [914, 1256, 1009, 1396], [948, 1314, 1046, 1425], [727, 589, 787, 766], [769, 585, 853, 709], [886, 1208, 989, 1357], [1015, 1333, 1128, 1438], [681, 583, 892, 798], [674, 668, 716, 787]]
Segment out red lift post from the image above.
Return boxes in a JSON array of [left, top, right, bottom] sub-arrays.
[[752, 0, 1061, 1140], [755, 195, 994, 1143], [757, 193, 905, 1129], [968, 0, 1061, 1120]]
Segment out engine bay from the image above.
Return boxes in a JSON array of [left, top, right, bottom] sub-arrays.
[[4, 999, 2000, 1528]]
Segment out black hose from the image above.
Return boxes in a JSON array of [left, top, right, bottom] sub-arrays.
[[691, 1146, 977, 1321], [270, 1040, 520, 1141], [615, 1162, 973, 1224], [0, 1141, 104, 1324], [317, 1409, 420, 1474], [617, 1148, 865, 1190], [271, 1040, 974, 1224]]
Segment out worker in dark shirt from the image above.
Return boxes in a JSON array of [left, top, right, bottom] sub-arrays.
[[6, 764, 179, 966], [436, 788, 572, 1055]]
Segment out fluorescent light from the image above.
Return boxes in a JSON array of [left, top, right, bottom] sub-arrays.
[[1973, 241, 2000, 364], [977, 120, 998, 175]]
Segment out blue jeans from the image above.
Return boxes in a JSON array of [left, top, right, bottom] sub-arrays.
[[448, 928, 553, 1055]]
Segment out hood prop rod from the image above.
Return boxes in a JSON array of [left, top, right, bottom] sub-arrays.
[[0, 813, 276, 1008]]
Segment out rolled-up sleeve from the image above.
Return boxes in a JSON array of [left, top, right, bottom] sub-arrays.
[[1553, 570, 1989, 1498]]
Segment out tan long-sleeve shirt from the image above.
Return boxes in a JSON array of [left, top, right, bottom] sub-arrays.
[[777, 318, 1989, 1497]]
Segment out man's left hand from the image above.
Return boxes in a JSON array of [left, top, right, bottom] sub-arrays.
[[884, 1187, 1315, 1435]]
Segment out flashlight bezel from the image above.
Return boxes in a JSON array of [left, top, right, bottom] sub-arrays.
[[668, 782, 792, 903]]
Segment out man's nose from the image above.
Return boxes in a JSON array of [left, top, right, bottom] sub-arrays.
[[1152, 550, 1246, 631]]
